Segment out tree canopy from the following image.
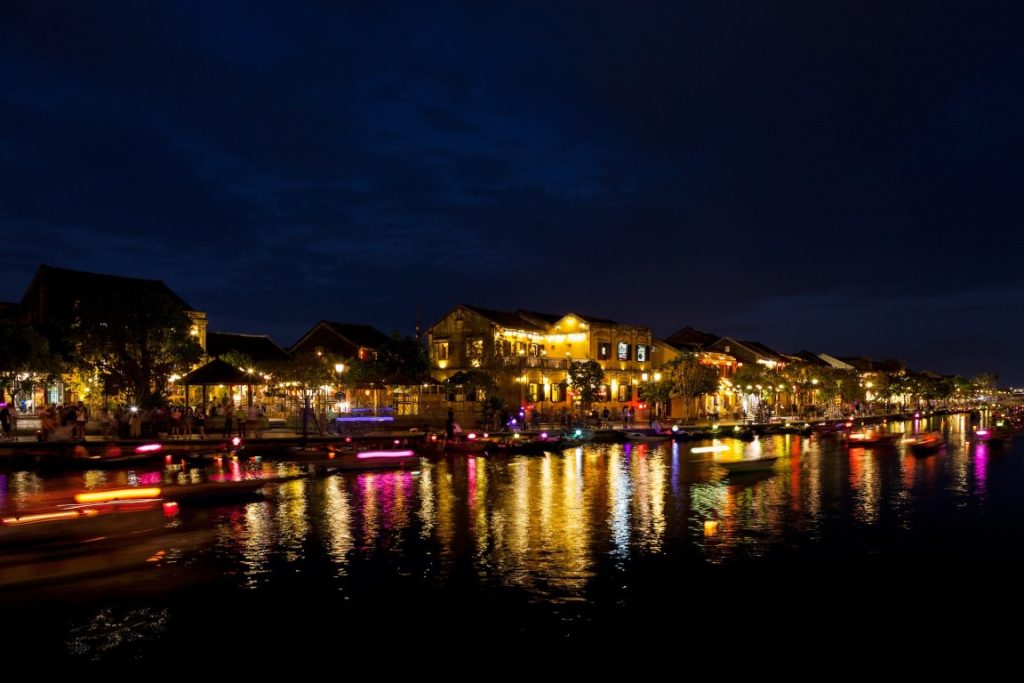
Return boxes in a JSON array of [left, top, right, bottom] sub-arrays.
[[69, 289, 202, 406], [568, 360, 604, 408]]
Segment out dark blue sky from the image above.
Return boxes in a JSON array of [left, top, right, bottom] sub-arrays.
[[2, 2, 1022, 382]]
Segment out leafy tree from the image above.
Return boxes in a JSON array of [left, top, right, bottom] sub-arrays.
[[663, 354, 720, 418], [0, 324, 63, 403], [567, 360, 605, 409], [347, 334, 429, 385], [70, 289, 202, 407], [220, 351, 257, 373], [445, 369, 496, 402], [263, 352, 335, 438]]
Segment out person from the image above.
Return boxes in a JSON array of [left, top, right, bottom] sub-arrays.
[[129, 407, 142, 438], [602, 407, 610, 423], [445, 408, 455, 440], [75, 401, 88, 440], [0, 403, 10, 441], [194, 407, 206, 439], [222, 405, 234, 439], [651, 417, 662, 434]]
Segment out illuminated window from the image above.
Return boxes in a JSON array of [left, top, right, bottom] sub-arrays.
[[618, 384, 631, 402], [435, 341, 449, 360], [597, 384, 609, 401], [551, 382, 565, 402], [528, 343, 539, 357], [517, 341, 526, 356], [598, 341, 611, 360], [466, 338, 483, 358], [528, 382, 540, 402], [636, 344, 648, 362], [617, 342, 630, 361]]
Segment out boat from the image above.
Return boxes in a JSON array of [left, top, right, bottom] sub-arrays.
[[623, 431, 672, 444], [844, 431, 902, 447], [903, 431, 944, 454], [562, 427, 595, 443], [971, 425, 1014, 444], [292, 447, 420, 471], [717, 456, 779, 474]]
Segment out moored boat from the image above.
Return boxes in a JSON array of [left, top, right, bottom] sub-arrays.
[[903, 431, 944, 454], [623, 431, 672, 444], [717, 456, 779, 474], [844, 431, 902, 447]]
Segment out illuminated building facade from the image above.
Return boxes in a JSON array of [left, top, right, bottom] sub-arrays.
[[427, 304, 653, 413]]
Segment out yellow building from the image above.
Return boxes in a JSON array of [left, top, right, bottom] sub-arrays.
[[427, 305, 653, 416]]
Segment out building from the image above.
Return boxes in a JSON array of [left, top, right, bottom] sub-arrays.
[[426, 304, 653, 415], [289, 321, 390, 361], [206, 331, 291, 364], [9, 264, 207, 407]]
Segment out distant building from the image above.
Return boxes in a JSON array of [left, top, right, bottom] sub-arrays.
[[17, 264, 208, 353], [290, 321, 390, 361], [707, 337, 788, 369], [206, 331, 291, 364], [426, 304, 653, 413]]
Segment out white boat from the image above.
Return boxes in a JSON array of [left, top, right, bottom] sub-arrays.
[[717, 456, 779, 474]]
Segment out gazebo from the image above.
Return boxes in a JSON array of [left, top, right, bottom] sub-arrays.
[[179, 358, 264, 412]]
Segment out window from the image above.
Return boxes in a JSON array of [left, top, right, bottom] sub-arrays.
[[617, 342, 630, 361], [435, 341, 449, 361], [528, 343, 539, 357], [618, 384, 631, 402], [636, 344, 648, 362], [597, 384, 609, 401], [517, 341, 526, 356], [501, 340, 512, 356], [598, 341, 611, 360], [551, 382, 566, 402], [528, 382, 540, 402]]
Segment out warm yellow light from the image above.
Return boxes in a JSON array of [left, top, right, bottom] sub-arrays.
[[654, 372, 662, 381], [335, 363, 345, 373], [704, 520, 720, 537], [437, 360, 448, 369], [74, 487, 162, 504], [641, 372, 649, 382], [2, 510, 99, 525]]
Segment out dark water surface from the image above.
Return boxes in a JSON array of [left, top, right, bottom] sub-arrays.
[[3, 414, 1023, 661]]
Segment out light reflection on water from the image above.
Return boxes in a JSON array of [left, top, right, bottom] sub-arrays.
[[5, 413, 1024, 656]]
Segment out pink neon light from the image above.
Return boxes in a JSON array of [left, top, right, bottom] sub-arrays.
[[356, 450, 415, 459], [231, 437, 242, 447], [467, 433, 477, 440], [135, 443, 163, 453]]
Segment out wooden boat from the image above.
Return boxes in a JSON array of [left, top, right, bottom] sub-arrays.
[[717, 456, 779, 474], [971, 426, 1013, 444], [623, 431, 672, 444], [844, 431, 902, 447], [291, 447, 420, 471], [903, 431, 944, 454]]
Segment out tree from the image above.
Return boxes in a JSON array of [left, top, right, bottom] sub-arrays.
[[567, 360, 604, 409], [70, 289, 202, 407], [347, 334, 428, 385], [0, 324, 63, 403], [664, 354, 721, 419], [445, 370, 496, 402], [264, 352, 335, 440]]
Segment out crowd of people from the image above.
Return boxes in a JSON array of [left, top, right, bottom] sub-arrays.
[[4, 401, 270, 442]]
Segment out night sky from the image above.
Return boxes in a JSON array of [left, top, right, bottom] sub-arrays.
[[3, 2, 1022, 382]]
